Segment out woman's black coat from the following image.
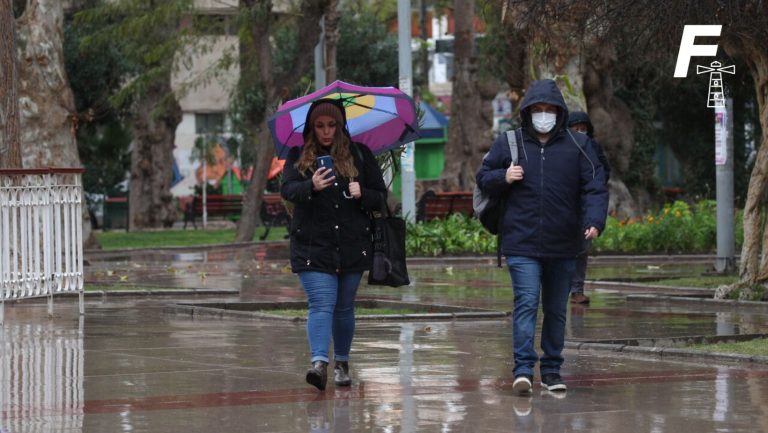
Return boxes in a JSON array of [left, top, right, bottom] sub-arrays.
[[281, 144, 387, 274]]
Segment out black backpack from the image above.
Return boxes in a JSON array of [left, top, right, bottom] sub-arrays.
[[473, 129, 519, 235]]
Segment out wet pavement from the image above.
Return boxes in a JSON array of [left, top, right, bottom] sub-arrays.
[[3, 244, 768, 432]]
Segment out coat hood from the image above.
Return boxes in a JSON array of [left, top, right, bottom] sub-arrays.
[[519, 79, 569, 136], [301, 98, 351, 140], [568, 111, 594, 138]]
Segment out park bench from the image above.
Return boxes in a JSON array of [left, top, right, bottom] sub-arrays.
[[259, 193, 290, 240], [416, 191, 474, 222], [183, 193, 289, 239], [183, 194, 242, 229], [193, 194, 243, 219]]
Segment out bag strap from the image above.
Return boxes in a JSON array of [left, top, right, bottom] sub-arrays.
[[495, 129, 520, 268], [352, 143, 392, 218], [505, 129, 519, 165], [566, 129, 596, 179]]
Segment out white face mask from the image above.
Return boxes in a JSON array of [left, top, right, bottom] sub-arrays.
[[532, 112, 557, 133]]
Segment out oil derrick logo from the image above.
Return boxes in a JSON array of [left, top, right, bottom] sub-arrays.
[[696, 61, 735, 108]]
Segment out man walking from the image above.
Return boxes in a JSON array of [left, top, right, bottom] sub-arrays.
[[568, 111, 611, 305], [476, 79, 608, 394]]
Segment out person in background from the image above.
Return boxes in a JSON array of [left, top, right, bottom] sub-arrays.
[[568, 111, 611, 305], [281, 99, 387, 391], [476, 80, 608, 394]]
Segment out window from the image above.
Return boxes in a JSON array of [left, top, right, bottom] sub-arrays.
[[195, 113, 225, 134]]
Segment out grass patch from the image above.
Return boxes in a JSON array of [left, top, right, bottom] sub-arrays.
[[95, 227, 288, 250], [689, 339, 768, 357], [265, 307, 430, 317], [646, 275, 738, 288]]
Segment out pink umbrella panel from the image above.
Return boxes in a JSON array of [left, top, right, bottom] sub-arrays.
[[269, 81, 420, 159]]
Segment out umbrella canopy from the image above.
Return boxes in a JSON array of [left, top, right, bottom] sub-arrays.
[[416, 100, 448, 140], [268, 80, 419, 159]]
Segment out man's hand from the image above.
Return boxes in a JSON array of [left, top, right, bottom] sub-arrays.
[[312, 167, 335, 191], [584, 227, 600, 240], [506, 164, 524, 184]]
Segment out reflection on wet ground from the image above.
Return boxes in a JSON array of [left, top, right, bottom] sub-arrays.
[[3, 246, 767, 432]]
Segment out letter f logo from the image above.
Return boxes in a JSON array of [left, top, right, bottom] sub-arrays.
[[674, 25, 722, 78]]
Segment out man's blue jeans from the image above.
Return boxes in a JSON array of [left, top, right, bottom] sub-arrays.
[[298, 271, 363, 364], [506, 256, 576, 377]]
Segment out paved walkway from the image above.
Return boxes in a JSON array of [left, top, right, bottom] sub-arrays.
[[3, 245, 768, 432]]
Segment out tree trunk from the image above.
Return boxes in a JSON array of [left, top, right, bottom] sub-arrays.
[[0, 0, 21, 168], [441, 0, 493, 191], [16, 0, 79, 169], [582, 42, 641, 218], [15, 0, 97, 246], [127, 79, 182, 229], [716, 37, 768, 299], [234, 0, 328, 242], [324, 0, 339, 83]]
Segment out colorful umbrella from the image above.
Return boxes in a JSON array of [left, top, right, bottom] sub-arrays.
[[268, 80, 419, 159]]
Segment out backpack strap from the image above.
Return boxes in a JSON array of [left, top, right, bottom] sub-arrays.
[[505, 129, 519, 165], [494, 129, 520, 268]]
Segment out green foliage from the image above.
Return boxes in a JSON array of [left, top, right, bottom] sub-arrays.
[[337, 12, 399, 86], [618, 86, 660, 195], [593, 200, 743, 254], [75, 0, 201, 113], [405, 200, 742, 256], [64, 13, 133, 195], [406, 214, 496, 256]]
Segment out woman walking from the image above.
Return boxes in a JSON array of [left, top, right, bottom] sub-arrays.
[[281, 99, 387, 391]]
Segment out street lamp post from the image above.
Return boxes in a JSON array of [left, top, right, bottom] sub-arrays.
[[398, 0, 416, 222]]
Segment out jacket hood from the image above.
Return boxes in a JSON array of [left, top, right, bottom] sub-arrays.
[[519, 79, 569, 136], [568, 111, 594, 138], [301, 98, 351, 140]]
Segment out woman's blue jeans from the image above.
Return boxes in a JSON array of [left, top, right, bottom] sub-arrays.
[[298, 271, 363, 364], [506, 256, 576, 377]]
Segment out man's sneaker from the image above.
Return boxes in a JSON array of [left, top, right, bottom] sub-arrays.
[[570, 293, 590, 304], [512, 375, 533, 395], [540, 373, 567, 392]]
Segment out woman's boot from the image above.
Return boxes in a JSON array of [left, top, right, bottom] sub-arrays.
[[334, 361, 351, 386], [306, 361, 328, 391]]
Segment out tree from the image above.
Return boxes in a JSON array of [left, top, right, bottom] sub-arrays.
[[441, 0, 495, 191], [64, 11, 132, 198], [336, 11, 398, 86], [76, 1, 196, 229], [13, 0, 97, 246], [233, 0, 329, 242], [0, 0, 21, 168]]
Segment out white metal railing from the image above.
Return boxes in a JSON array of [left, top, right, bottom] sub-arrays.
[[0, 168, 85, 324]]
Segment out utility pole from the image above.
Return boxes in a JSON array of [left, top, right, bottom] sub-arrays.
[[714, 98, 735, 273], [398, 0, 415, 222]]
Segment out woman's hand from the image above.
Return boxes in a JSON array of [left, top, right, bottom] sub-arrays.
[[312, 167, 335, 191], [348, 180, 362, 199]]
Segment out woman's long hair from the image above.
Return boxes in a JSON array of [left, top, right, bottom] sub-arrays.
[[295, 119, 359, 179]]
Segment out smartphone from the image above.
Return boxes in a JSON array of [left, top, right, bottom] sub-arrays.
[[316, 155, 335, 178]]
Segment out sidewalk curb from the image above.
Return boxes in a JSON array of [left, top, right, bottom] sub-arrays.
[[626, 294, 768, 310], [53, 288, 239, 298], [565, 337, 768, 365]]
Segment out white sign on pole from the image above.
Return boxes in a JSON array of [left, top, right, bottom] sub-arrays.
[[715, 106, 727, 165]]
